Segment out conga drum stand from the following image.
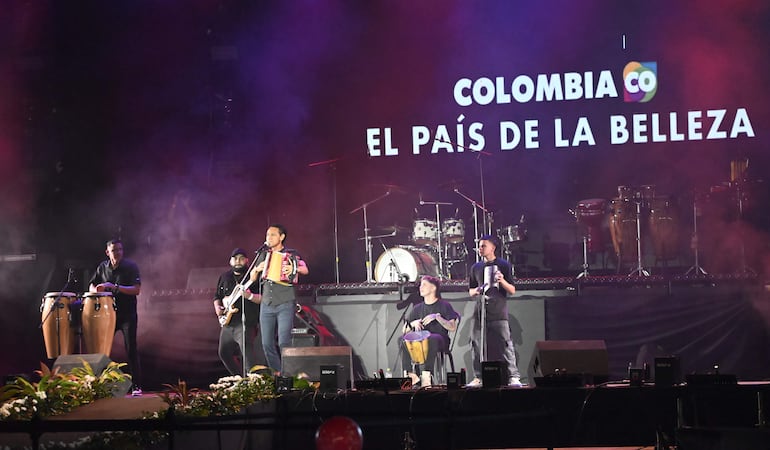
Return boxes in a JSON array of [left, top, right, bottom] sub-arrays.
[[576, 235, 590, 279], [629, 201, 650, 276], [685, 197, 708, 276]]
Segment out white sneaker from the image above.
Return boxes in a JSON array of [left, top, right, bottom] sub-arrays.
[[509, 377, 522, 387], [131, 385, 143, 397], [466, 377, 482, 388]]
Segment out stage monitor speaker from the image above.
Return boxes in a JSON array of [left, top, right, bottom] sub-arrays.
[[528, 340, 608, 386], [281, 346, 353, 390], [52, 353, 131, 397]]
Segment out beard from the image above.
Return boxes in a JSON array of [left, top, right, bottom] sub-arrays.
[[232, 264, 246, 275]]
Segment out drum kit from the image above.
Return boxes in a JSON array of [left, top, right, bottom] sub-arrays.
[[40, 291, 117, 358], [373, 214, 469, 282]]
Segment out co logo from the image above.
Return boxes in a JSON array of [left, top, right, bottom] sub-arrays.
[[623, 61, 657, 103]]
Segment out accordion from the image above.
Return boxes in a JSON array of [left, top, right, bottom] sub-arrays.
[[262, 250, 298, 286]]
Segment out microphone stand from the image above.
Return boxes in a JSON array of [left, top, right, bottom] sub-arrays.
[[39, 269, 75, 359], [350, 190, 392, 282], [238, 251, 262, 377]]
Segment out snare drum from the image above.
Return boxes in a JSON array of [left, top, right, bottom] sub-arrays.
[[412, 219, 438, 246], [374, 246, 438, 282], [441, 219, 465, 243], [81, 292, 116, 356], [41, 292, 78, 358]]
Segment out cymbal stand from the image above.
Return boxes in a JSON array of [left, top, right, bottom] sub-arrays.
[[628, 201, 650, 276], [454, 188, 490, 263], [350, 190, 392, 282], [577, 235, 590, 279], [685, 197, 707, 276], [420, 197, 452, 279]]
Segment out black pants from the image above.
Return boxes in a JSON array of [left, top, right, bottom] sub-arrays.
[[115, 315, 141, 386], [219, 324, 264, 376]]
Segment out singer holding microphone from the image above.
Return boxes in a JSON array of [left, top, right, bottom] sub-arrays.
[[249, 225, 309, 373], [88, 238, 143, 395], [466, 234, 521, 387]]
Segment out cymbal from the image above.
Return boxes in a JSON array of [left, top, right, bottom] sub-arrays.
[[373, 183, 407, 194], [378, 224, 411, 233], [438, 179, 464, 190]]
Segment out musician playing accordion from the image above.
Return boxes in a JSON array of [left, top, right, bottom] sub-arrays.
[[400, 276, 460, 385], [249, 224, 309, 373]]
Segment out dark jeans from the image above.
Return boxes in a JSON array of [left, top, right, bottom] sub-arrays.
[[115, 315, 141, 386], [218, 324, 263, 375], [470, 319, 520, 379]]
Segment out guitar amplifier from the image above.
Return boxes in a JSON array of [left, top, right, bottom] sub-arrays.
[[291, 329, 318, 347]]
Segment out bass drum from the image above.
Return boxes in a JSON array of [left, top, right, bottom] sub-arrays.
[[374, 246, 438, 282]]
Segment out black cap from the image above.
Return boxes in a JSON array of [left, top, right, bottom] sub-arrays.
[[230, 248, 248, 258]]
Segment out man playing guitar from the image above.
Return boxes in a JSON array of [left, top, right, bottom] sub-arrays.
[[213, 248, 265, 375]]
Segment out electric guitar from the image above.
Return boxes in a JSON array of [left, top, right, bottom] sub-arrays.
[[219, 279, 255, 327]]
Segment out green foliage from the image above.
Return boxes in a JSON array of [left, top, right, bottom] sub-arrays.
[[0, 359, 132, 421]]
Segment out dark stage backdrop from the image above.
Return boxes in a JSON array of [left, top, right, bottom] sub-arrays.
[[1, 1, 770, 382]]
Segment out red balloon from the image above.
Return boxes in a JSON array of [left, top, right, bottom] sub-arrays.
[[315, 415, 363, 450]]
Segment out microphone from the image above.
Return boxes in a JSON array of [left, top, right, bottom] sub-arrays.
[[66, 268, 75, 284], [419, 192, 424, 206], [256, 241, 269, 253]]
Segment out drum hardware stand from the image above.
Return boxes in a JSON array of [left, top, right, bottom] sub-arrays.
[[419, 197, 453, 279], [39, 268, 76, 358], [685, 196, 708, 276], [350, 190, 392, 282], [576, 236, 590, 279], [629, 201, 650, 277], [308, 157, 342, 284], [454, 188, 490, 263]]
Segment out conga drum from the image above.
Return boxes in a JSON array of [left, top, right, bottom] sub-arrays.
[[649, 196, 679, 261], [81, 292, 116, 356], [609, 198, 638, 261], [575, 198, 607, 253], [41, 292, 78, 358], [403, 330, 431, 364]]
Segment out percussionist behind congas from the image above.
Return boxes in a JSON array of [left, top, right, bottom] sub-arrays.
[[400, 276, 460, 385]]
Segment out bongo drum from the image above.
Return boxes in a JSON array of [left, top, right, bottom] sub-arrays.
[[403, 330, 431, 365], [41, 292, 78, 358], [81, 292, 116, 356]]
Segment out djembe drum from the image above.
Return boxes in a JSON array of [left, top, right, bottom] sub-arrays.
[[81, 292, 116, 356], [403, 330, 431, 365], [41, 292, 78, 358]]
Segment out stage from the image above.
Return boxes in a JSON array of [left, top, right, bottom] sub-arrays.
[[2, 381, 769, 449]]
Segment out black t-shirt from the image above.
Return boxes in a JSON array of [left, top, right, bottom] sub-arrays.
[[214, 269, 260, 327], [468, 258, 514, 322], [88, 258, 141, 319], [407, 299, 460, 341]]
